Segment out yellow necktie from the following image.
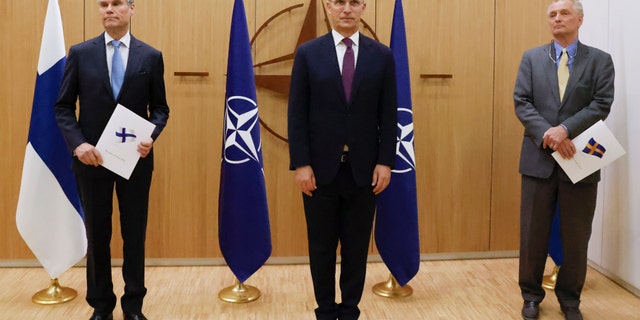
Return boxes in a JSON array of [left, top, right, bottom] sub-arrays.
[[558, 48, 569, 102]]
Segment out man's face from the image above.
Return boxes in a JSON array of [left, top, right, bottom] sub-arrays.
[[98, 0, 134, 31], [548, 1, 583, 39], [326, 0, 367, 36]]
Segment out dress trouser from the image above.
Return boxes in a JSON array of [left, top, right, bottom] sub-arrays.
[[76, 167, 151, 315], [519, 167, 597, 308], [303, 163, 376, 320]]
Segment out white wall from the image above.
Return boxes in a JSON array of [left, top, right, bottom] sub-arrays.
[[581, 0, 640, 294]]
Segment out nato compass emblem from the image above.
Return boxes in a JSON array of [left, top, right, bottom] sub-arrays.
[[223, 96, 263, 165], [393, 108, 416, 174]]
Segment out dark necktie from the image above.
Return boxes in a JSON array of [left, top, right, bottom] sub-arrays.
[[342, 38, 355, 103], [111, 40, 124, 99]]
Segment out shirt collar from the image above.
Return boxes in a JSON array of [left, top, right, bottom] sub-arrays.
[[105, 32, 131, 48], [332, 30, 359, 47], [554, 40, 578, 60]]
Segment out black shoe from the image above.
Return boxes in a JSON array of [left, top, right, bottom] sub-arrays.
[[89, 313, 113, 320], [561, 305, 583, 320], [521, 301, 539, 320], [124, 313, 148, 320]]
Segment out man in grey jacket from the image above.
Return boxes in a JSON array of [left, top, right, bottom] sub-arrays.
[[514, 1, 614, 319]]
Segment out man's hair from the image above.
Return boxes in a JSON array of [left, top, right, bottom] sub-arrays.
[[97, 0, 135, 4], [550, 0, 584, 17]]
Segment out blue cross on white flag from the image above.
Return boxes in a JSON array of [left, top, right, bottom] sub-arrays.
[[16, 0, 87, 279], [218, 0, 272, 283]]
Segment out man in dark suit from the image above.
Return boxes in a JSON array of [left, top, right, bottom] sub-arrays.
[[514, 1, 614, 319], [54, 1, 169, 319], [288, 1, 397, 319]]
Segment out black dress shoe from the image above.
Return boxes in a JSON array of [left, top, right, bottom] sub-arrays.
[[561, 305, 583, 320], [89, 313, 113, 320], [124, 313, 148, 320], [521, 301, 539, 320]]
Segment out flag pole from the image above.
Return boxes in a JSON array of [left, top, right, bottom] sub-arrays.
[[218, 278, 261, 303], [372, 273, 413, 298], [32, 278, 77, 305], [542, 265, 560, 290]]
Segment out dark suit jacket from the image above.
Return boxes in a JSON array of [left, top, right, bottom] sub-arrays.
[[288, 33, 397, 187], [55, 33, 170, 176], [514, 41, 615, 183]]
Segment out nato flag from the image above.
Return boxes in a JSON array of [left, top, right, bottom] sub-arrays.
[[218, 0, 272, 283], [374, 0, 420, 287], [549, 203, 564, 266]]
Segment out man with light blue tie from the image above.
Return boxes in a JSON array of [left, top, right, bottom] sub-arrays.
[[55, 1, 169, 319]]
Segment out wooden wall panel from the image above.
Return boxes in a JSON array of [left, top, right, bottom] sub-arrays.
[[491, 0, 551, 250], [128, 0, 235, 258], [254, 0, 312, 257], [1, 0, 557, 260], [375, 0, 495, 252]]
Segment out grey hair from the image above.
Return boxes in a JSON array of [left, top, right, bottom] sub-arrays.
[[549, 0, 584, 17], [97, 0, 134, 4]]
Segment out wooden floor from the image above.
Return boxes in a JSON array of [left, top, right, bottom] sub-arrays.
[[1, 258, 638, 319]]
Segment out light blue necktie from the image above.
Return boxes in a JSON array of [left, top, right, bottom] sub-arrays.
[[111, 40, 124, 99]]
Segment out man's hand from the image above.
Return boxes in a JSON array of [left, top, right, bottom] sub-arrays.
[[372, 165, 391, 195], [138, 138, 154, 158], [543, 125, 576, 159], [554, 138, 577, 159], [295, 165, 317, 197], [543, 125, 568, 150], [74, 142, 103, 167]]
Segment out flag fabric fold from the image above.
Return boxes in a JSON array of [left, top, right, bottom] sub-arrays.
[[374, 0, 420, 287], [548, 203, 563, 266], [218, 0, 272, 283], [16, 0, 87, 279]]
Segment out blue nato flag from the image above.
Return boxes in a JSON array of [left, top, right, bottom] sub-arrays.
[[549, 204, 564, 266], [218, 0, 272, 283], [374, 0, 420, 287]]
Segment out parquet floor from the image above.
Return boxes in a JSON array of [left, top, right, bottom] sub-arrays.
[[0, 258, 638, 319]]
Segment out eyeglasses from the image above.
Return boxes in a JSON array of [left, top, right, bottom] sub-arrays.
[[330, 0, 364, 8]]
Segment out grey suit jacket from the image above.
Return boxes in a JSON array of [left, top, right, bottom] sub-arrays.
[[514, 41, 615, 183]]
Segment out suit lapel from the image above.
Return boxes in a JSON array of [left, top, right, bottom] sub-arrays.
[[543, 44, 562, 105], [562, 42, 588, 107], [93, 33, 112, 97], [350, 35, 371, 106], [319, 33, 348, 105], [120, 35, 142, 99]]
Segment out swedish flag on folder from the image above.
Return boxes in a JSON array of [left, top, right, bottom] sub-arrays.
[[552, 120, 625, 183]]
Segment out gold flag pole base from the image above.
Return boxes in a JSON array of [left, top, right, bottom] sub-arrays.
[[218, 279, 261, 303], [32, 278, 78, 305], [372, 274, 413, 298], [542, 265, 560, 290]]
